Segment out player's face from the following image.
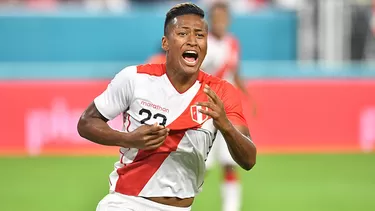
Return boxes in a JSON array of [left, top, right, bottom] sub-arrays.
[[163, 14, 208, 75], [210, 7, 229, 38]]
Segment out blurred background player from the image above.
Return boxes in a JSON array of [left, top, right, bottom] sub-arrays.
[[201, 2, 250, 211]]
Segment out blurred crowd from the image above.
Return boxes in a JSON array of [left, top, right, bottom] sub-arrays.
[[0, 0, 295, 12], [0, 0, 374, 62]]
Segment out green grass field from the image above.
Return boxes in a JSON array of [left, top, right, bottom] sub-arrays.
[[1, 153, 374, 211]]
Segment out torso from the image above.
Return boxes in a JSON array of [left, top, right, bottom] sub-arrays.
[[108, 64, 230, 207]]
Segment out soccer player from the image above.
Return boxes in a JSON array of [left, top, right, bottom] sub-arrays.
[[77, 2, 256, 211], [202, 2, 252, 211]]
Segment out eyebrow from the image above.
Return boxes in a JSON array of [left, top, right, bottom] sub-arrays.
[[180, 26, 205, 32]]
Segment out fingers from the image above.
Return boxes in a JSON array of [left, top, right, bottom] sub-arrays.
[[197, 84, 224, 119], [145, 127, 169, 140], [198, 84, 223, 110], [146, 122, 165, 133], [198, 107, 220, 119], [196, 101, 217, 110], [143, 134, 168, 150], [203, 84, 219, 103], [196, 99, 221, 120], [131, 123, 169, 150], [151, 122, 169, 134], [143, 123, 169, 150], [195, 101, 218, 119]]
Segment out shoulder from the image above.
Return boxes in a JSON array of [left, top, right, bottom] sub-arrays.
[[136, 63, 166, 76], [199, 71, 236, 96], [111, 65, 137, 83], [147, 53, 167, 64], [114, 63, 166, 80]]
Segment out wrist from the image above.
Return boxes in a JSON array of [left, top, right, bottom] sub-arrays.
[[112, 130, 132, 148], [219, 120, 235, 135]]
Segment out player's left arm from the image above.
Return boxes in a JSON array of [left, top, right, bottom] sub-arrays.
[[197, 84, 256, 171]]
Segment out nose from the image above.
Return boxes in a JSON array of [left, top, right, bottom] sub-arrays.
[[187, 33, 197, 46]]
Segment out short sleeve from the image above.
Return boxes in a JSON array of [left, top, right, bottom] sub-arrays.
[[94, 66, 136, 120], [221, 82, 247, 127]]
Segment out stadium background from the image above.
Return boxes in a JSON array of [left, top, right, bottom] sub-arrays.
[[0, 0, 374, 210]]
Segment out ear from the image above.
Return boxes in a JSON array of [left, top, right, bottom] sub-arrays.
[[162, 36, 169, 51]]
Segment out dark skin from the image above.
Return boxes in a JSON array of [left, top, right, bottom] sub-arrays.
[[197, 84, 256, 170], [77, 14, 256, 208], [162, 15, 208, 93], [77, 104, 169, 151]]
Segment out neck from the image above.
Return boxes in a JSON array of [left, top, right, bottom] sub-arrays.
[[166, 66, 199, 94]]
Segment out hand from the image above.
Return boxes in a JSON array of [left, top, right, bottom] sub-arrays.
[[127, 123, 169, 150], [196, 84, 232, 132]]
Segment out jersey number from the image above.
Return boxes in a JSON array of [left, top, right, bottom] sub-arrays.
[[139, 108, 167, 126]]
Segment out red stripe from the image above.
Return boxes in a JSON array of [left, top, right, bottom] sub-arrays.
[[137, 64, 166, 76], [114, 130, 185, 195], [113, 71, 222, 195], [167, 86, 211, 130], [126, 115, 131, 132], [119, 149, 124, 164]]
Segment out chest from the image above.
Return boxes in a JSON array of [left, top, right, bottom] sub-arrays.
[[126, 75, 215, 132]]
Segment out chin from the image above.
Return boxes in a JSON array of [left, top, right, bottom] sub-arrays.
[[178, 60, 200, 75], [183, 66, 200, 75]]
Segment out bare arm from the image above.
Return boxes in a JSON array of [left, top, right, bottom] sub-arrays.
[[220, 124, 256, 170], [77, 66, 169, 150], [77, 102, 169, 150], [197, 84, 257, 171], [77, 102, 130, 147]]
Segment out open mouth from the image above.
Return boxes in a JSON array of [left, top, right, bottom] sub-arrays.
[[182, 50, 198, 65]]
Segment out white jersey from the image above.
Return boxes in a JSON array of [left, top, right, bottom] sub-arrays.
[[201, 34, 240, 84], [94, 64, 247, 199]]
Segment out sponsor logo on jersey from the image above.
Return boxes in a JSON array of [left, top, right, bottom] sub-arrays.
[[141, 100, 169, 113]]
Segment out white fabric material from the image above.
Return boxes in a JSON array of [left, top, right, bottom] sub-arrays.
[[96, 192, 191, 211]]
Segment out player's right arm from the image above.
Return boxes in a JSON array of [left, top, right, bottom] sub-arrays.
[[77, 66, 169, 150], [197, 83, 256, 171]]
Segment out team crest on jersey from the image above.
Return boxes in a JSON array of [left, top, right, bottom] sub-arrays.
[[190, 105, 209, 124]]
